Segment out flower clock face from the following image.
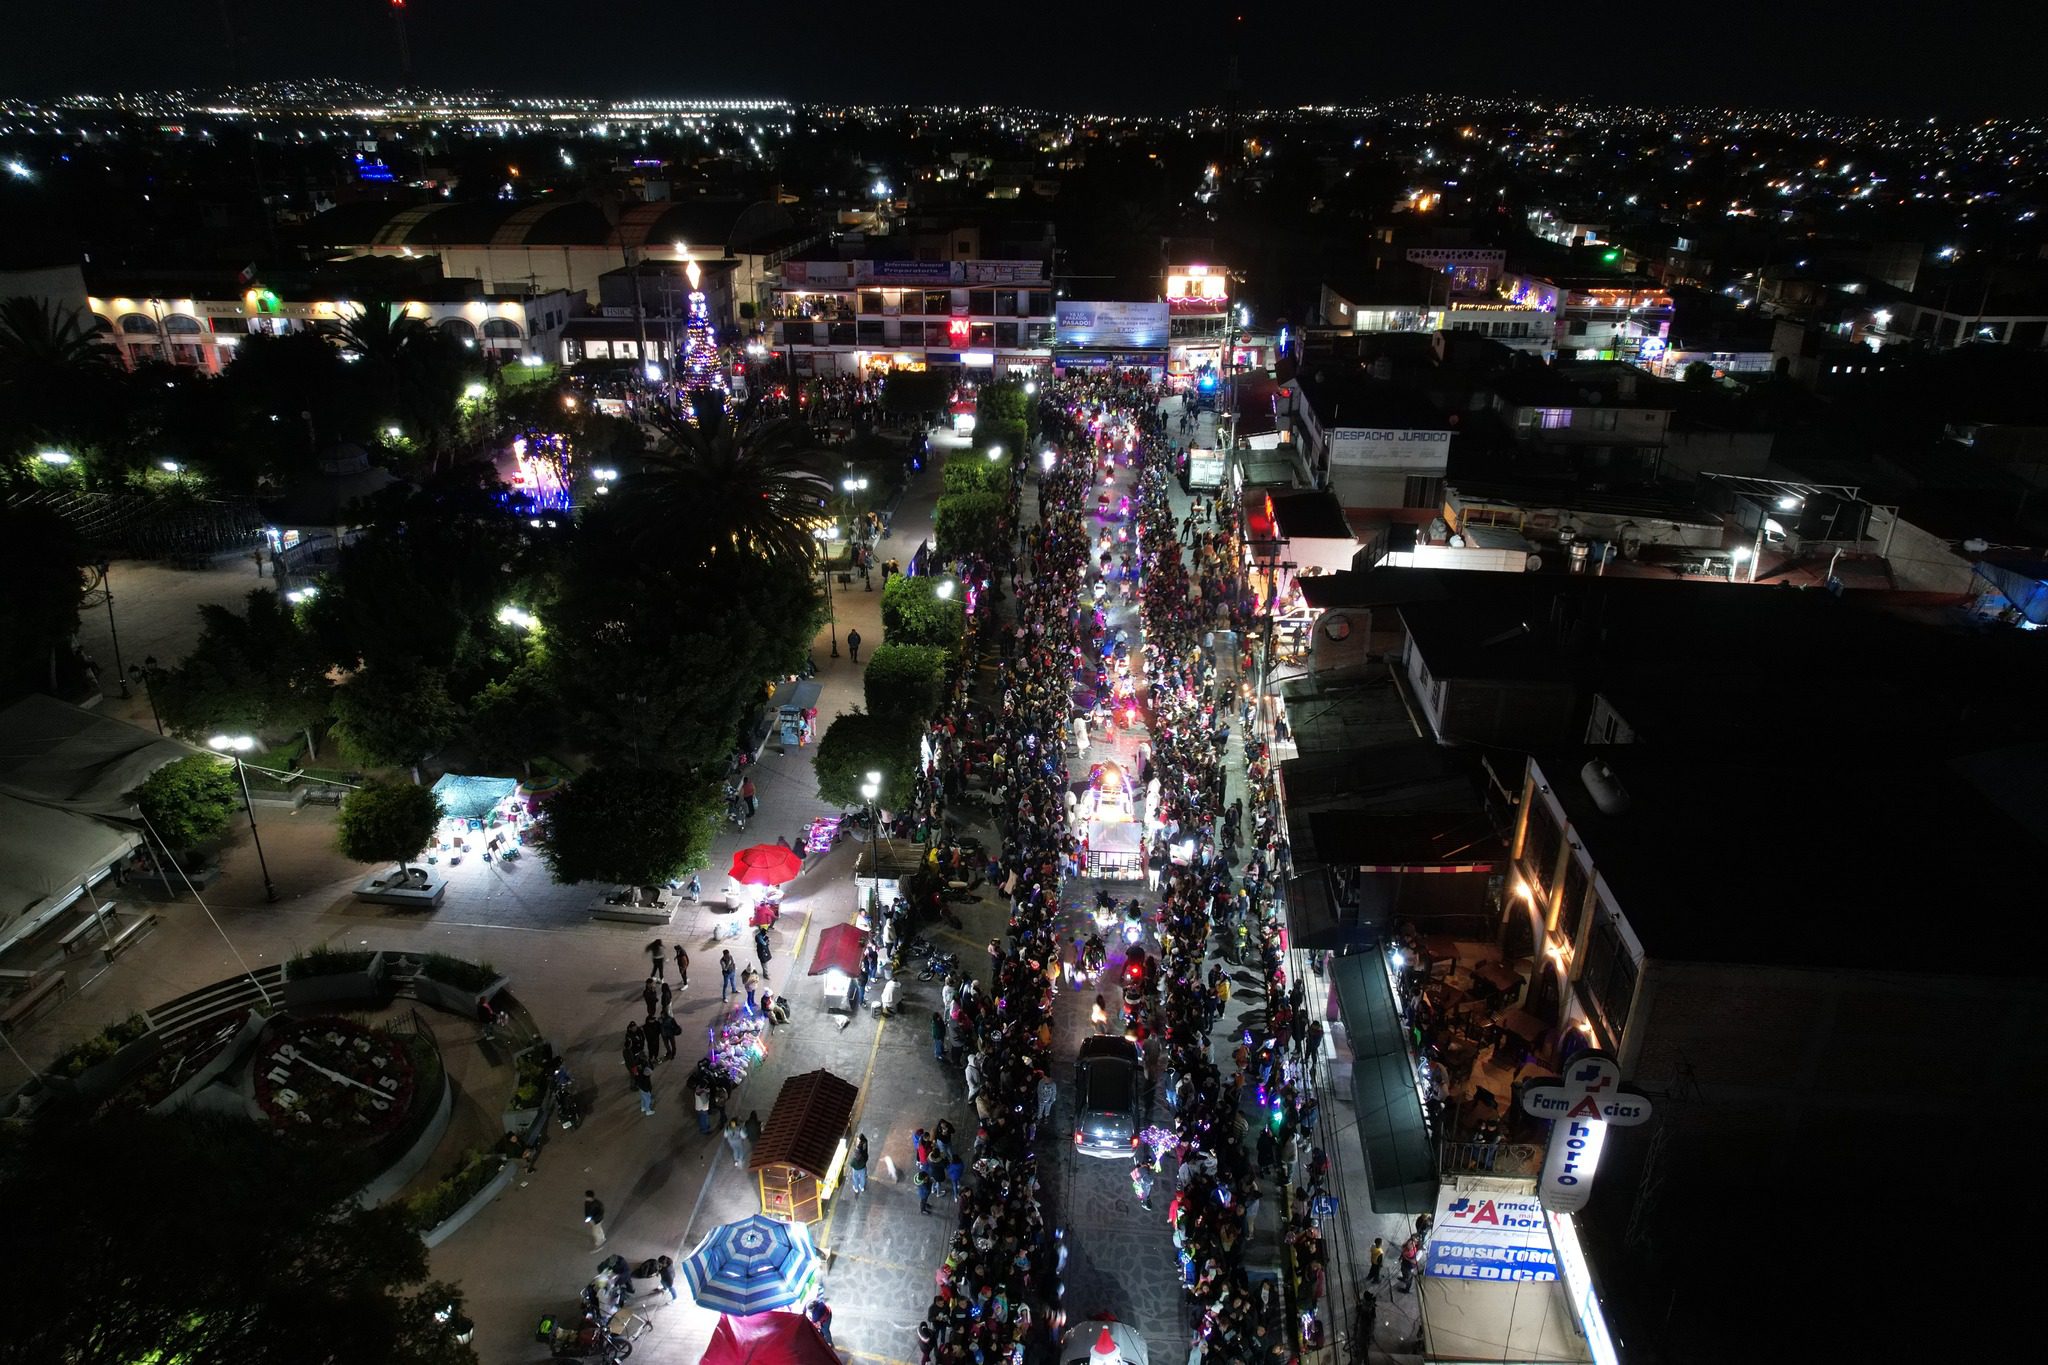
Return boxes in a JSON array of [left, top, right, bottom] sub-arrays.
[[254, 1016, 418, 1143]]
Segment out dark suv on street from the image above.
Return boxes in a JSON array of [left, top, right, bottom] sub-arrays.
[[1073, 1035, 1141, 1158]]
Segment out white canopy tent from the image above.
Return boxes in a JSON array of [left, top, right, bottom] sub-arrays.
[[0, 695, 198, 948]]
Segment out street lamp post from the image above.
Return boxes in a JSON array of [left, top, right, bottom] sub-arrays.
[[209, 735, 279, 903], [127, 655, 164, 735], [814, 525, 841, 658], [860, 772, 881, 921], [91, 560, 132, 698]]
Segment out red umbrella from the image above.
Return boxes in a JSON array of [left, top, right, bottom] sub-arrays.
[[809, 922, 866, 977], [729, 843, 802, 887], [701, 1311, 837, 1365]]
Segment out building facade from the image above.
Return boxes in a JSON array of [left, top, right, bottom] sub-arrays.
[[767, 258, 1054, 376]]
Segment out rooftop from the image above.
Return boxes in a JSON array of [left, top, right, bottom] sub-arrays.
[[1540, 742, 2048, 973]]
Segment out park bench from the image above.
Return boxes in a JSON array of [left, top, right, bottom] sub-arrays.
[[0, 972, 67, 1033], [100, 912, 160, 962], [58, 907, 118, 957]]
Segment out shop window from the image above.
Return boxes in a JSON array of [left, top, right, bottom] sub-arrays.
[[1520, 797, 1563, 898], [1578, 904, 1638, 1039], [995, 322, 1019, 348], [1539, 408, 1572, 429], [970, 323, 994, 348], [857, 321, 885, 344], [859, 290, 884, 314], [968, 289, 995, 316]]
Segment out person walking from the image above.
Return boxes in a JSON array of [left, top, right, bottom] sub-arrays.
[[660, 1011, 680, 1061], [1368, 1236, 1385, 1284], [658, 979, 673, 1015], [806, 1295, 834, 1347], [916, 1164, 934, 1214], [849, 1134, 869, 1195], [744, 1109, 762, 1144], [945, 1153, 964, 1201], [634, 1065, 655, 1116], [754, 925, 773, 973], [694, 1084, 714, 1135], [846, 628, 862, 663], [657, 1255, 677, 1302], [724, 1117, 751, 1169], [685, 874, 702, 905], [741, 775, 757, 816], [719, 949, 738, 1001], [642, 977, 659, 1017], [646, 939, 666, 980], [931, 1010, 947, 1061], [583, 1191, 607, 1247], [640, 1016, 661, 1062]]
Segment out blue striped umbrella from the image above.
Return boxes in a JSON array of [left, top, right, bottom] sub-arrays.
[[681, 1215, 819, 1316]]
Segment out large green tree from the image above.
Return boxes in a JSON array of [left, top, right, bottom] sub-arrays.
[[533, 765, 720, 886], [0, 1107, 478, 1365], [813, 710, 920, 809], [310, 484, 540, 685], [336, 780, 443, 873], [880, 369, 950, 425], [547, 504, 822, 776], [612, 402, 832, 567], [132, 754, 241, 852], [880, 574, 965, 650], [863, 643, 949, 724], [330, 662, 460, 775], [933, 490, 1011, 562], [154, 589, 334, 748]]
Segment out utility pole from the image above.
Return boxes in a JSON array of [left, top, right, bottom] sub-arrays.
[[390, 1, 414, 86]]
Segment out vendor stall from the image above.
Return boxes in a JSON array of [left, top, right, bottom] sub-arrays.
[[748, 1068, 859, 1223]]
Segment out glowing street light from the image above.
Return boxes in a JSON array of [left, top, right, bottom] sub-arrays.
[[497, 605, 538, 631], [1040, 449, 1057, 471], [207, 735, 278, 902], [285, 587, 319, 605], [464, 382, 488, 400], [37, 449, 73, 464], [1728, 544, 1753, 582], [986, 446, 1004, 462], [935, 579, 955, 600], [385, 426, 403, 439], [160, 460, 183, 473]]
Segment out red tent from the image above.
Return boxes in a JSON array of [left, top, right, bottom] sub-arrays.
[[808, 922, 866, 977], [699, 1311, 838, 1365]]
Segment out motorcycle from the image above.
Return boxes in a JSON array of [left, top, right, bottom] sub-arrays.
[[554, 1065, 583, 1131], [918, 951, 959, 983]]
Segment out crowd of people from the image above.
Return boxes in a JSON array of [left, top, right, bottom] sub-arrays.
[[896, 371, 1340, 1364], [1126, 403, 1334, 1361]]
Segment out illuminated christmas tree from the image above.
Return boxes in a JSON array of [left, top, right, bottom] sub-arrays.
[[680, 259, 729, 418]]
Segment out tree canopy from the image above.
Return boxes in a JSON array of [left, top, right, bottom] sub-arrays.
[[0, 1107, 477, 1365], [336, 780, 443, 872], [546, 509, 820, 776], [132, 754, 241, 852], [863, 643, 950, 725], [533, 766, 720, 886], [609, 402, 831, 568], [881, 573, 965, 650], [154, 589, 334, 743], [933, 490, 1011, 563], [331, 662, 461, 773], [813, 710, 921, 809]]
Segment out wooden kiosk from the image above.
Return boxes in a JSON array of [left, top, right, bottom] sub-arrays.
[[747, 1068, 859, 1223]]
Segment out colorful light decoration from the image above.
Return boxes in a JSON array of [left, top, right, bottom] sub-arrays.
[[510, 432, 575, 514], [679, 258, 730, 418]]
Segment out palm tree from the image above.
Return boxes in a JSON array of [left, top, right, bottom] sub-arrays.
[[618, 400, 831, 567], [334, 302, 470, 471], [0, 296, 120, 464]]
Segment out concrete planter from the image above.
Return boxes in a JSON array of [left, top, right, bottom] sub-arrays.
[[56, 1033, 166, 1104], [410, 972, 509, 1018], [250, 786, 308, 812], [281, 952, 389, 1010], [419, 1157, 515, 1249], [359, 1066, 456, 1210]]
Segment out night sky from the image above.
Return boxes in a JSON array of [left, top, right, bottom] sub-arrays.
[[2, 0, 2041, 115]]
